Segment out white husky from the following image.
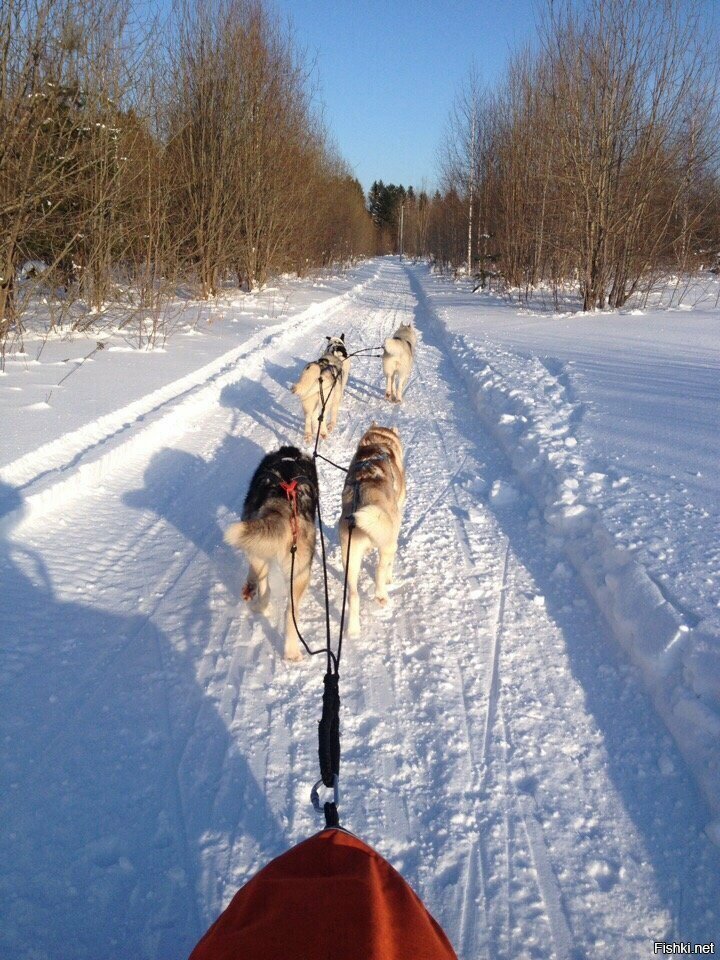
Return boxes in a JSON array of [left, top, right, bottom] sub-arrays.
[[291, 335, 350, 442], [382, 322, 417, 403]]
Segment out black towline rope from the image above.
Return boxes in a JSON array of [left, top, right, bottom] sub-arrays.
[[347, 344, 384, 357], [315, 452, 348, 473], [286, 347, 381, 827]]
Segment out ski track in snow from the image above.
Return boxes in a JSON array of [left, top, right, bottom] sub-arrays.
[[1, 260, 719, 959]]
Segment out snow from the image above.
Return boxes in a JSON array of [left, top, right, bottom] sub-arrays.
[[0, 264, 378, 526], [1, 259, 719, 959], [425, 277, 720, 636], [0, 266, 376, 473], [420, 265, 720, 829]]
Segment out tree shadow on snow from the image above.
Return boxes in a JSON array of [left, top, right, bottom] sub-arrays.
[[0, 479, 287, 960], [220, 377, 301, 442], [345, 373, 382, 405], [122, 435, 265, 590], [263, 357, 301, 391]]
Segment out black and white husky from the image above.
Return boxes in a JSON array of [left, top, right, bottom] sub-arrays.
[[225, 446, 318, 660], [291, 335, 350, 442], [383, 322, 417, 403]]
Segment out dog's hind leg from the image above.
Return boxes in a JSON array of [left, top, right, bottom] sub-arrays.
[[375, 543, 397, 606], [243, 556, 270, 611], [308, 396, 327, 442], [397, 372, 409, 403], [302, 399, 315, 443], [383, 364, 393, 400], [392, 370, 402, 402], [283, 541, 312, 661], [341, 525, 369, 638], [318, 397, 329, 439], [325, 393, 336, 433], [327, 391, 342, 433]]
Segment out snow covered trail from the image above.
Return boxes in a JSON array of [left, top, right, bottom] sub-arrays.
[[1, 260, 718, 959]]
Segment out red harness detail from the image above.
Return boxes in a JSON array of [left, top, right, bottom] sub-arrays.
[[279, 479, 299, 546]]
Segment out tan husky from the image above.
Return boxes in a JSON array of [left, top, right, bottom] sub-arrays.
[[383, 322, 417, 403], [291, 335, 350, 442], [339, 425, 406, 637]]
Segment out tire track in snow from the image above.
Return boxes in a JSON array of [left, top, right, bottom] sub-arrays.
[[406, 263, 719, 956], [480, 542, 511, 771], [339, 268, 545, 959], [396, 300, 503, 959], [408, 265, 577, 959]]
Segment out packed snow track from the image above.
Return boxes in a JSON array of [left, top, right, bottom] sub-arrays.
[[1, 260, 718, 959]]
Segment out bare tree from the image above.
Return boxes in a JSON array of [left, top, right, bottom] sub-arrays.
[[438, 67, 486, 273], [0, 0, 379, 360], [539, 0, 720, 308], [431, 0, 720, 310]]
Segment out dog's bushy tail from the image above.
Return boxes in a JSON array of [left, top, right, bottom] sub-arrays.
[[350, 504, 395, 549], [225, 514, 290, 557], [291, 366, 319, 399], [382, 336, 402, 358]]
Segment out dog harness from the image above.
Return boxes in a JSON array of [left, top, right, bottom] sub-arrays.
[[354, 452, 389, 470], [349, 453, 390, 513], [279, 478, 300, 546], [317, 355, 343, 377]]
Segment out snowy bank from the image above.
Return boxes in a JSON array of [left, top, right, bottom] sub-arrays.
[[411, 264, 720, 834], [1, 266, 378, 530]]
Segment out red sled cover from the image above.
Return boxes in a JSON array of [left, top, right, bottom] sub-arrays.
[[189, 828, 458, 960]]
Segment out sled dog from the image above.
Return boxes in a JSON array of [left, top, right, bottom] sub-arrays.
[[382, 322, 417, 403], [224, 446, 317, 661], [291, 334, 350, 442], [339, 424, 406, 637]]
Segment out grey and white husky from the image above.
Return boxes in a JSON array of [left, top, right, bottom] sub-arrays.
[[382, 322, 417, 403], [224, 446, 318, 661], [291, 334, 350, 442], [339, 425, 406, 638]]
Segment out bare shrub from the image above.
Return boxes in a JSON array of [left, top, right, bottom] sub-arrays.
[[433, 0, 720, 310]]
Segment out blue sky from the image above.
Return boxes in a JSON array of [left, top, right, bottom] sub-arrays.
[[272, 0, 538, 193]]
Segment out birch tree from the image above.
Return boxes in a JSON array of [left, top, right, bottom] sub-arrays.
[[439, 67, 486, 272]]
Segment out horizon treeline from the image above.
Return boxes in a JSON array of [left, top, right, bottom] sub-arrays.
[[426, 0, 720, 309], [4, 0, 719, 343], [0, 0, 375, 345]]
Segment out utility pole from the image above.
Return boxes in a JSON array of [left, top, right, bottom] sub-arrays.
[[399, 202, 404, 259]]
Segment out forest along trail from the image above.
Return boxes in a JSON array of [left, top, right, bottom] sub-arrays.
[[1, 259, 718, 960]]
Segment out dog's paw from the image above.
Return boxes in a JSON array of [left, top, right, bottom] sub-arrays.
[[242, 582, 256, 602], [284, 646, 303, 662], [375, 594, 388, 607], [348, 619, 361, 638], [385, 392, 392, 400]]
